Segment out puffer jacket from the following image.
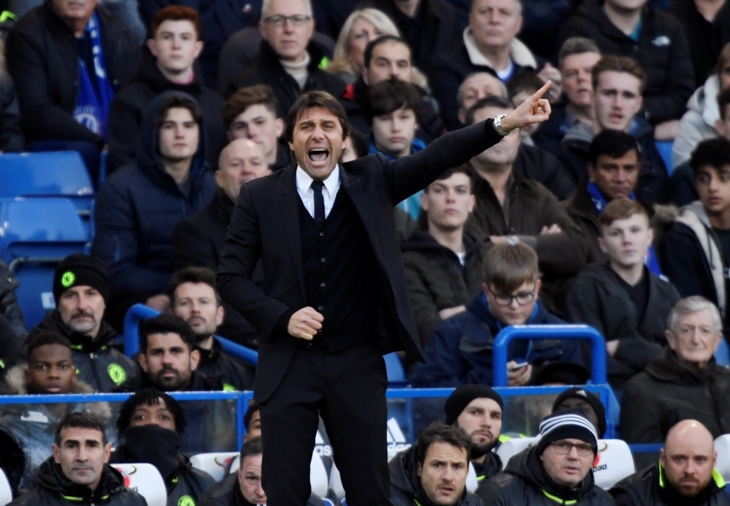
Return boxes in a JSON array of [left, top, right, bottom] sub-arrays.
[[389, 446, 483, 506], [28, 311, 136, 392], [476, 447, 614, 506], [6, 458, 147, 506], [672, 74, 721, 168]]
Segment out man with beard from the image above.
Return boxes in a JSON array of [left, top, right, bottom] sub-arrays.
[[169, 267, 254, 391], [28, 254, 136, 392], [444, 385, 504, 482]]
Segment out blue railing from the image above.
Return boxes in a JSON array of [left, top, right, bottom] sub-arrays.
[[123, 304, 258, 365], [493, 325, 607, 386]]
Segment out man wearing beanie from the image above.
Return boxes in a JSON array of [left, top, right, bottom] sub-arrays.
[[445, 385, 505, 482], [26, 253, 136, 392], [552, 387, 607, 438], [476, 412, 614, 505]]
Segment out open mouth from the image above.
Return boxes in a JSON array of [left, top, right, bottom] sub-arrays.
[[308, 148, 329, 163]]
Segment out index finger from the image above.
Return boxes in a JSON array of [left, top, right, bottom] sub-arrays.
[[531, 81, 552, 101]]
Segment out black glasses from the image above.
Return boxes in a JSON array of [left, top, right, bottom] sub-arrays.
[[549, 440, 596, 457], [262, 15, 311, 26], [487, 287, 535, 307]]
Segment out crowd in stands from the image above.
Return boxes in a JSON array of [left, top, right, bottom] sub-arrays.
[[2, 0, 730, 503]]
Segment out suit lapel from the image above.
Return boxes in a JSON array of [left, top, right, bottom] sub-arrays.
[[278, 168, 306, 301], [341, 169, 381, 252]]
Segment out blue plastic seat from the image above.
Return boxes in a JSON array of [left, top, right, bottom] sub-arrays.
[[655, 140, 674, 175]]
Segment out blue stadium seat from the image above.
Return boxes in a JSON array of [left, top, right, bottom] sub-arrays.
[[716, 339, 730, 367], [0, 197, 91, 327], [655, 140, 674, 175], [384, 352, 407, 386]]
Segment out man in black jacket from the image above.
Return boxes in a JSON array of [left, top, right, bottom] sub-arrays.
[[169, 266, 255, 389], [610, 419, 729, 506], [28, 254, 136, 393], [6, 412, 147, 506], [107, 5, 226, 173], [114, 389, 216, 506], [5, 0, 140, 184]]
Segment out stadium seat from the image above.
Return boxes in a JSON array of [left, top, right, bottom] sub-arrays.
[[384, 352, 408, 386], [496, 436, 539, 469], [111, 463, 166, 506], [716, 339, 730, 368], [229, 451, 330, 498], [655, 140, 673, 175], [0, 468, 12, 506], [592, 439, 635, 490], [714, 435, 730, 482], [190, 452, 239, 482]]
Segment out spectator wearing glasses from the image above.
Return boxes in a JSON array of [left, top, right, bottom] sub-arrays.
[[410, 243, 582, 388]]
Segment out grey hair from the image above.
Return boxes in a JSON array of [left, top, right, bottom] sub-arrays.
[[667, 296, 723, 334], [558, 37, 602, 69], [262, 0, 313, 19], [457, 72, 508, 109]]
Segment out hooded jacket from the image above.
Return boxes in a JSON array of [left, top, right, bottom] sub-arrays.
[[620, 349, 730, 444], [672, 74, 722, 169], [7, 458, 147, 506], [410, 294, 582, 387], [200, 472, 325, 506], [555, 0, 694, 124], [91, 91, 216, 307], [107, 46, 226, 173], [389, 446, 482, 506], [476, 447, 614, 506], [28, 311, 136, 393], [610, 462, 729, 506], [0, 364, 112, 490], [401, 230, 484, 347], [566, 264, 680, 389]]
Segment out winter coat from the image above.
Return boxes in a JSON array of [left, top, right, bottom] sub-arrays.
[[476, 447, 614, 506], [91, 92, 215, 306], [610, 462, 730, 506], [389, 446, 483, 506], [620, 349, 730, 444], [5, 0, 140, 146], [28, 311, 137, 392], [431, 29, 541, 131], [410, 294, 582, 387], [195, 338, 255, 391], [556, 0, 694, 124], [401, 230, 484, 347], [474, 452, 503, 483], [200, 472, 325, 506], [566, 264, 680, 389], [661, 201, 729, 332], [513, 144, 576, 201], [6, 458, 147, 506], [0, 74, 23, 152], [0, 260, 26, 342], [107, 46, 226, 173], [0, 364, 112, 490], [672, 74, 721, 169]]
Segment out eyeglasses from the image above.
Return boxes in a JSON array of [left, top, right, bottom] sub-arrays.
[[487, 287, 535, 307], [549, 440, 596, 457], [262, 15, 312, 26]]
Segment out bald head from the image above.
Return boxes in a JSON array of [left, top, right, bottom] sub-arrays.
[[660, 420, 717, 497], [216, 139, 270, 202], [457, 72, 508, 124]]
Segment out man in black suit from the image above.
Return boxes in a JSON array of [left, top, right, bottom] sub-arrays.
[[216, 85, 551, 505]]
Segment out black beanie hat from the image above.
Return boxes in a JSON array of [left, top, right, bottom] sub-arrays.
[[444, 385, 504, 426], [53, 254, 109, 305], [552, 387, 607, 438], [535, 411, 598, 456]]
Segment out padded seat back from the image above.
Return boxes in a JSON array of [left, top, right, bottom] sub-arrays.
[[592, 439, 635, 490], [111, 463, 166, 506], [190, 452, 239, 482]]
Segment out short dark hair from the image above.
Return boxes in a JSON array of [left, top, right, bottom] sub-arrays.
[[363, 35, 409, 70], [55, 412, 108, 446], [150, 5, 202, 40], [241, 436, 263, 460], [423, 167, 473, 194], [155, 93, 202, 126], [414, 422, 471, 468], [718, 88, 730, 121], [592, 55, 646, 93], [285, 91, 350, 144], [26, 332, 72, 363], [365, 79, 422, 122], [557, 37, 601, 69], [116, 389, 187, 436], [347, 129, 370, 159], [690, 137, 730, 174], [588, 130, 639, 166], [169, 267, 221, 306], [506, 70, 544, 102], [139, 314, 197, 354], [464, 96, 515, 126], [243, 401, 260, 433], [222, 85, 280, 129], [598, 198, 649, 229], [483, 243, 539, 292]]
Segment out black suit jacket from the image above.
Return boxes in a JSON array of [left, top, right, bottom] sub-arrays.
[[217, 120, 502, 401]]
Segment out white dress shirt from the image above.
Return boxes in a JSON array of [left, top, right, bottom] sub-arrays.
[[295, 165, 341, 219]]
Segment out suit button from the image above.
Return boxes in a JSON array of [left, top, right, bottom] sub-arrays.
[[319, 231, 324, 237], [321, 257, 326, 263], [318, 306, 324, 311], [320, 282, 326, 288]]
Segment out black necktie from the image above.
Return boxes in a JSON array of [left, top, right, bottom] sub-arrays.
[[312, 180, 325, 224]]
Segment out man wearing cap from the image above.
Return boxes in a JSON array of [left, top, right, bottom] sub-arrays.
[[552, 387, 607, 438], [444, 385, 505, 482], [610, 419, 729, 506], [477, 412, 614, 505], [26, 253, 136, 392]]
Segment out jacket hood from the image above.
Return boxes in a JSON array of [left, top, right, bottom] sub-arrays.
[[29, 311, 118, 354], [132, 45, 205, 95], [34, 457, 125, 502], [686, 73, 721, 128], [135, 90, 208, 183], [679, 200, 712, 229]]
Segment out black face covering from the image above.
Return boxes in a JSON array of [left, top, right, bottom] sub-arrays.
[[119, 425, 182, 480]]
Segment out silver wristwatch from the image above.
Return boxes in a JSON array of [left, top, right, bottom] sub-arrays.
[[493, 114, 509, 136]]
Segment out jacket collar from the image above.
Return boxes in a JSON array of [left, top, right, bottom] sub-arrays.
[[462, 28, 537, 70]]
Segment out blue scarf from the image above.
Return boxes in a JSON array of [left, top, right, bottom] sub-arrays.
[[73, 12, 114, 138], [587, 181, 662, 275]]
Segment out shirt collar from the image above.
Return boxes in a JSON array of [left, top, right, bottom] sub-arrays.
[[296, 165, 340, 194]]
